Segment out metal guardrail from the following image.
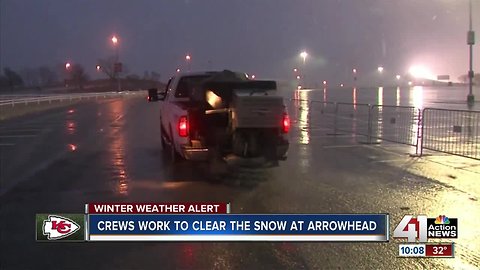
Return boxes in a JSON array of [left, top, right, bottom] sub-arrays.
[[0, 91, 143, 107], [287, 98, 480, 160]]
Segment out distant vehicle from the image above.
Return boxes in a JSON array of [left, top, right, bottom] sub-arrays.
[[156, 70, 289, 165], [147, 88, 158, 102]]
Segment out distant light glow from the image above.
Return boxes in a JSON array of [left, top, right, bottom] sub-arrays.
[[409, 65, 434, 80], [340, 83, 344, 87], [300, 51, 308, 64], [377, 66, 384, 73], [296, 75, 301, 79], [352, 68, 357, 74], [396, 75, 401, 80], [251, 75, 256, 79], [111, 36, 118, 44], [323, 80, 327, 85], [68, 144, 77, 151], [185, 55, 191, 61], [297, 85, 302, 90], [408, 81, 413, 86]]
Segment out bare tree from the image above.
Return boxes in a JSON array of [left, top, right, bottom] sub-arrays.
[[70, 64, 89, 89], [97, 56, 128, 80], [38, 66, 58, 86], [19, 67, 39, 87], [150, 71, 161, 81], [4, 68, 24, 88]]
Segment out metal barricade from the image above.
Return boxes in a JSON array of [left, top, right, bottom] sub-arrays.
[[369, 105, 420, 146], [422, 108, 480, 160], [333, 102, 371, 136]]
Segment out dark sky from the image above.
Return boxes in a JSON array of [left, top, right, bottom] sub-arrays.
[[1, 0, 479, 84]]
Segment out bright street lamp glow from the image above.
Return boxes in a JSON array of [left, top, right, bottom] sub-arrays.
[[323, 80, 327, 85], [396, 75, 401, 80], [65, 63, 71, 70], [185, 55, 191, 61], [408, 65, 433, 79], [293, 68, 298, 73], [296, 75, 301, 80], [353, 68, 357, 74], [111, 36, 118, 45], [251, 75, 256, 79], [377, 66, 384, 73], [300, 51, 308, 63]]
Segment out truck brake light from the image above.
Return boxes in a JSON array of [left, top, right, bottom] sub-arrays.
[[178, 116, 189, 137], [282, 113, 290, 133]]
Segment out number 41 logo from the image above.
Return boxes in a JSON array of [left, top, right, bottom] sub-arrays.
[[393, 215, 428, 242]]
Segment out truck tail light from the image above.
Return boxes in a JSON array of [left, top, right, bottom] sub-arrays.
[[178, 116, 189, 137], [282, 113, 290, 133]]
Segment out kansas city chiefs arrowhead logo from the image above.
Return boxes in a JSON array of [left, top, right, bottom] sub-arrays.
[[43, 215, 80, 240]]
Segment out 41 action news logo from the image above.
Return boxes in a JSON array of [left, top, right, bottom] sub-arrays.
[[393, 215, 458, 242]]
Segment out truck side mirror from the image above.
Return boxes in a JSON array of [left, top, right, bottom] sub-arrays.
[[158, 91, 166, 101]]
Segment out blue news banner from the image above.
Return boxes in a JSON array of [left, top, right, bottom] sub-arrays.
[[87, 214, 389, 241]]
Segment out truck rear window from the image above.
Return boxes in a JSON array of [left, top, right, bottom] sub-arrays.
[[175, 75, 211, 98]]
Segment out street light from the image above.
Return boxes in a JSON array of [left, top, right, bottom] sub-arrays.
[[65, 62, 71, 70], [96, 65, 101, 71], [293, 68, 298, 73], [185, 54, 191, 71], [251, 75, 256, 79], [377, 66, 384, 73], [300, 51, 308, 64], [111, 35, 121, 92], [176, 68, 181, 73], [396, 75, 401, 80], [300, 51, 308, 86]]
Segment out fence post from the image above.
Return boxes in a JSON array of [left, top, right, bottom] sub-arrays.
[[333, 102, 338, 135], [419, 109, 425, 156], [367, 104, 373, 144]]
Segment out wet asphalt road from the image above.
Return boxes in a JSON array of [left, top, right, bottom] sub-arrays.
[[0, 95, 479, 270]]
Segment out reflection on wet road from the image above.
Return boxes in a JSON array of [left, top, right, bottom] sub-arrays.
[[0, 95, 479, 269]]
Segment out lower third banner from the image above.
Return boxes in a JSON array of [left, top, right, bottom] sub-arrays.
[[87, 214, 389, 241]]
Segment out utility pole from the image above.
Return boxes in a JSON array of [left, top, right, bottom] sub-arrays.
[[467, 0, 475, 106]]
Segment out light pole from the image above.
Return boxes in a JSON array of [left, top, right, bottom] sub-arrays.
[[65, 62, 72, 87], [185, 54, 191, 72], [353, 68, 357, 85], [111, 35, 121, 92], [300, 51, 308, 86], [467, 0, 475, 105]]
